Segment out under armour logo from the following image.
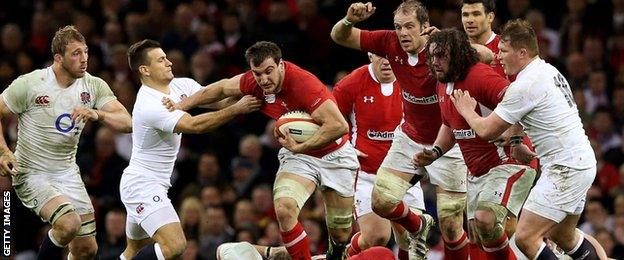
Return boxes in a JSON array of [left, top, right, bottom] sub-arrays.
[[395, 56, 403, 64], [494, 191, 503, 197], [363, 96, 374, 103]]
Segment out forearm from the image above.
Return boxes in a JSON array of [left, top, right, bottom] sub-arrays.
[[330, 19, 355, 44], [96, 110, 132, 133], [188, 105, 241, 133], [463, 111, 498, 140], [297, 122, 347, 152], [432, 125, 456, 154], [0, 122, 11, 152], [179, 80, 229, 110]]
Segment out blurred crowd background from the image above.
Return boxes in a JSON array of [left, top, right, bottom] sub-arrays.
[[1, 0, 624, 259]]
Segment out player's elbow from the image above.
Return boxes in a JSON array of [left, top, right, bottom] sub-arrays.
[[120, 124, 132, 133], [334, 121, 349, 136]]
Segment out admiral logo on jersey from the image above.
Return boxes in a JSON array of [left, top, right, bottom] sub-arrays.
[[402, 91, 438, 105], [453, 129, 476, 139], [367, 129, 394, 141]]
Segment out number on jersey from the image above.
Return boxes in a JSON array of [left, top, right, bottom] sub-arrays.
[[554, 73, 575, 108]]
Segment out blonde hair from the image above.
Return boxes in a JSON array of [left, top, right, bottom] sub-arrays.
[[179, 197, 204, 225], [51, 25, 86, 55]]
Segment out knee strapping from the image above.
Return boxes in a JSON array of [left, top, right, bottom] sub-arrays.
[[374, 169, 412, 206], [49, 202, 76, 225], [325, 207, 353, 229], [437, 193, 466, 219], [77, 219, 96, 237], [475, 201, 508, 243], [273, 178, 312, 209]]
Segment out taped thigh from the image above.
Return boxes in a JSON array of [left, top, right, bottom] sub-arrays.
[[49, 202, 76, 225], [77, 219, 97, 237], [325, 206, 353, 229], [273, 178, 313, 209], [437, 193, 467, 219], [475, 201, 508, 243], [374, 168, 412, 206]]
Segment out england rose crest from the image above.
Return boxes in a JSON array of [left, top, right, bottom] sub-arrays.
[[80, 92, 91, 104]]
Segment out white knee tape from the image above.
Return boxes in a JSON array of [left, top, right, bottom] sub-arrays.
[[325, 207, 353, 229], [77, 219, 96, 237], [273, 178, 312, 209], [437, 193, 466, 219], [374, 169, 412, 206]]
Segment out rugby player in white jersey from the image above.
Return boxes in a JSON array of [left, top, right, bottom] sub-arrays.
[[451, 19, 604, 260], [0, 25, 132, 259], [120, 39, 261, 260]]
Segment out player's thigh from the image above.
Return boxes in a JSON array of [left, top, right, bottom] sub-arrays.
[[13, 171, 66, 219], [273, 171, 317, 211], [515, 209, 557, 242], [547, 214, 582, 250], [39, 195, 75, 222], [125, 237, 153, 257], [425, 144, 468, 193]]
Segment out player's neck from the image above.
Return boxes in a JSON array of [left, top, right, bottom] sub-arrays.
[[517, 56, 540, 74], [471, 30, 493, 45], [52, 63, 77, 88], [142, 78, 172, 94]]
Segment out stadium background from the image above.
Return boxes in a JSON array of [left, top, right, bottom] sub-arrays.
[[0, 0, 623, 259]]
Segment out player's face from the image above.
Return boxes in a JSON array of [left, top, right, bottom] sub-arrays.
[[250, 58, 284, 95], [60, 41, 88, 79], [369, 53, 394, 83], [498, 40, 521, 75], [394, 12, 426, 54], [428, 43, 451, 82], [461, 3, 493, 40], [144, 48, 174, 82]]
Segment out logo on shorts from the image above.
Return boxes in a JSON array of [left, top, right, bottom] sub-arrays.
[[80, 92, 91, 104], [136, 203, 145, 214], [153, 196, 161, 202], [34, 95, 50, 107]]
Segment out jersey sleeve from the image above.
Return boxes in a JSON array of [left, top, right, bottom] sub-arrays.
[[493, 82, 536, 125], [332, 76, 357, 116], [472, 65, 510, 109], [239, 71, 257, 95], [143, 106, 187, 133], [91, 76, 117, 109], [181, 77, 203, 96], [359, 30, 392, 57], [1, 77, 31, 114]]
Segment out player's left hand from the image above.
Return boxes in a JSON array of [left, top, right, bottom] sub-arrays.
[[511, 143, 537, 164], [450, 89, 477, 117], [71, 107, 99, 123], [412, 150, 437, 167], [420, 26, 440, 37], [278, 128, 305, 153]]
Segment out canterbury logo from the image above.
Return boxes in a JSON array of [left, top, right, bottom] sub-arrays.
[[34, 95, 50, 106], [363, 96, 374, 103]]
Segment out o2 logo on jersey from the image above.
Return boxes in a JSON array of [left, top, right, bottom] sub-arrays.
[[55, 113, 75, 133]]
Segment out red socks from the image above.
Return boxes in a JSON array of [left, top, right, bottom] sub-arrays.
[[281, 222, 312, 260], [444, 231, 469, 260]]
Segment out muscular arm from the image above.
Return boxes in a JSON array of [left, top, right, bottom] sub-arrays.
[[330, 19, 363, 50], [433, 124, 456, 153], [282, 100, 349, 153], [330, 2, 375, 50], [97, 100, 132, 133], [173, 95, 261, 134], [462, 111, 512, 141], [471, 43, 494, 64], [176, 75, 244, 111], [0, 98, 17, 175]]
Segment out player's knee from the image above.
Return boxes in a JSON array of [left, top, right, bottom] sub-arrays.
[[328, 227, 352, 243], [274, 198, 299, 223], [439, 216, 464, 240], [474, 202, 507, 243], [361, 231, 390, 247], [371, 169, 411, 216], [70, 241, 98, 259], [161, 239, 187, 259], [513, 228, 539, 252], [54, 213, 81, 239]]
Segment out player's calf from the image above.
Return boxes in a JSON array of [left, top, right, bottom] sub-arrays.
[[274, 197, 300, 230], [437, 193, 466, 241], [68, 239, 98, 260], [474, 202, 515, 259]]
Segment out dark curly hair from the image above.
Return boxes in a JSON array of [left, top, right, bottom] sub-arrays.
[[425, 28, 479, 83]]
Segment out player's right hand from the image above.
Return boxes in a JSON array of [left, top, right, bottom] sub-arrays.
[[232, 95, 262, 114], [162, 97, 181, 112], [412, 149, 436, 167], [346, 2, 376, 24], [0, 149, 18, 176]]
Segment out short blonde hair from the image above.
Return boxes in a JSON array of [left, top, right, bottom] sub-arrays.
[[51, 25, 86, 55]]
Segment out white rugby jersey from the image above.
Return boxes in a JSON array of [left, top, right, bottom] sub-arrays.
[[494, 58, 596, 169], [1, 66, 116, 173], [122, 78, 201, 187]]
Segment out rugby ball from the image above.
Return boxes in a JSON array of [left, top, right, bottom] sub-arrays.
[[275, 111, 320, 143]]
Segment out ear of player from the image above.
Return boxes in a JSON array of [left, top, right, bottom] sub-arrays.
[[275, 110, 320, 142]]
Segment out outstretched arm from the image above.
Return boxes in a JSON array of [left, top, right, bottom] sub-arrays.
[[0, 98, 17, 176], [167, 75, 244, 111], [330, 2, 376, 50], [173, 95, 262, 134], [451, 89, 512, 140]]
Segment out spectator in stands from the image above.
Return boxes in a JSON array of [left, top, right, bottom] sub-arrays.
[[98, 209, 126, 260]]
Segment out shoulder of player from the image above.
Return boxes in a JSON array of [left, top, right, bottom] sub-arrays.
[[82, 72, 110, 88], [285, 62, 325, 89], [8, 68, 48, 89]]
